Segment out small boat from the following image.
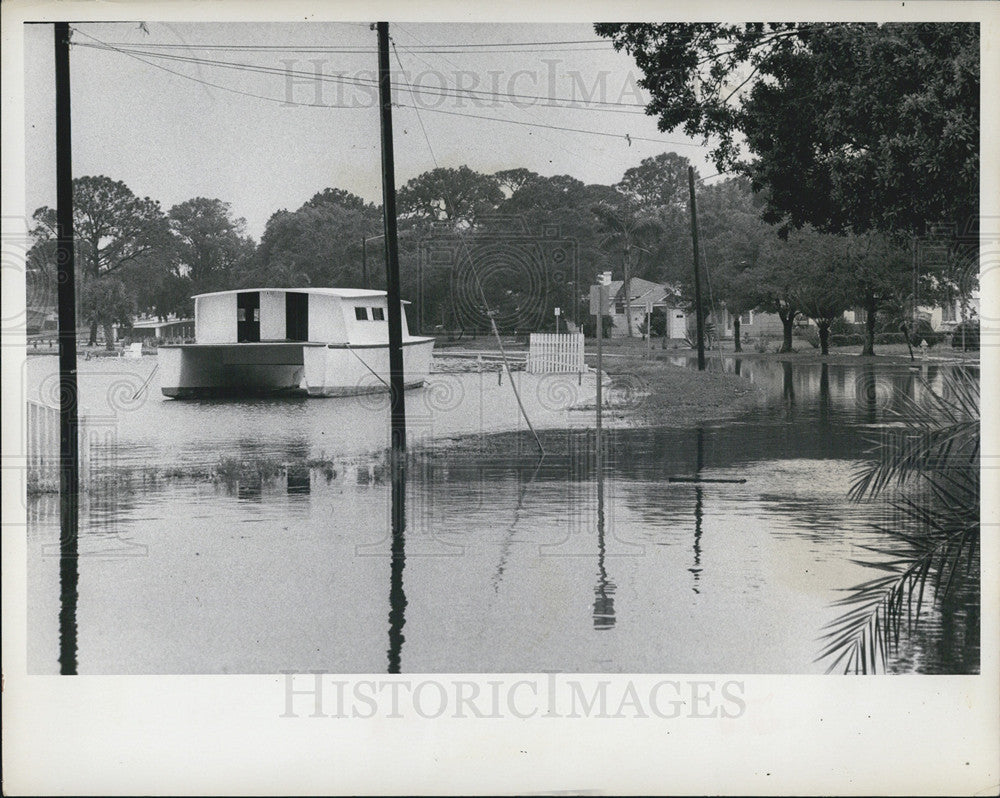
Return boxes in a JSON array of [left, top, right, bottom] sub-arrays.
[[158, 288, 434, 398]]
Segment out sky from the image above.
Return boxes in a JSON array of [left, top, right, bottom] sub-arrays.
[[23, 21, 716, 239]]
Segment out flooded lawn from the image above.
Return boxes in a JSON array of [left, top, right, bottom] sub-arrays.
[[24, 354, 979, 674]]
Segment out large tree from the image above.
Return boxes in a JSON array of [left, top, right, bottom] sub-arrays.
[[592, 199, 664, 338], [616, 151, 694, 209], [168, 197, 256, 296], [29, 175, 174, 346], [397, 166, 503, 226], [595, 23, 979, 244]]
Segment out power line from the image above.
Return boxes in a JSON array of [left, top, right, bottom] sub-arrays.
[[73, 39, 652, 113], [393, 102, 703, 146], [93, 38, 611, 52], [71, 27, 710, 149]]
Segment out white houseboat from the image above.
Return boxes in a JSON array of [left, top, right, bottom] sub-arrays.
[[158, 288, 434, 398]]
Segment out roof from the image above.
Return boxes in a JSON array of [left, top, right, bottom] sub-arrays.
[[131, 317, 194, 329], [605, 278, 680, 308], [192, 287, 387, 300]]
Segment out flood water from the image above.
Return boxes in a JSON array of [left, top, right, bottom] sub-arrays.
[[24, 354, 979, 674]]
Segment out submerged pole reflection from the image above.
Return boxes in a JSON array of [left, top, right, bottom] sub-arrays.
[[689, 427, 705, 594], [593, 440, 616, 629], [387, 448, 407, 674]]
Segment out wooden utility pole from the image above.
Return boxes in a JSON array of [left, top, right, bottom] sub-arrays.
[[377, 22, 406, 458], [688, 166, 706, 371], [54, 21, 80, 676], [361, 235, 369, 289]]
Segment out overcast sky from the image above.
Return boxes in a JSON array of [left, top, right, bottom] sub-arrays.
[[24, 21, 715, 238]]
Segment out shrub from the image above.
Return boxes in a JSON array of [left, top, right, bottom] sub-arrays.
[[797, 327, 821, 349]]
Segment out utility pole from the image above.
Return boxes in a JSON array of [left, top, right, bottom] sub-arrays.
[[361, 235, 369, 289], [377, 22, 406, 460], [688, 166, 706, 371], [54, 21, 80, 675]]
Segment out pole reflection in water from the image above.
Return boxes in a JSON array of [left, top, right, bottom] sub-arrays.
[[689, 427, 705, 594], [734, 357, 742, 377], [782, 360, 795, 407], [593, 435, 616, 629], [387, 448, 407, 674], [59, 490, 79, 675], [493, 456, 544, 592], [819, 362, 831, 422]]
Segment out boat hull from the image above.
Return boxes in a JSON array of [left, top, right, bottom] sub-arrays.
[[302, 339, 435, 397], [159, 339, 434, 399]]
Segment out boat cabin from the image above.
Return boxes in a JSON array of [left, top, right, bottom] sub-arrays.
[[193, 288, 413, 346]]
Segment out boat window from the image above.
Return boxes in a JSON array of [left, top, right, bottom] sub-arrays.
[[237, 308, 246, 322], [355, 306, 368, 321], [371, 307, 385, 321]]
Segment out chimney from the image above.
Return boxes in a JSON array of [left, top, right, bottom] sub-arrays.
[[599, 271, 613, 286]]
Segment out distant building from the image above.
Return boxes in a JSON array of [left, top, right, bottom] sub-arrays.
[[122, 315, 195, 342], [26, 307, 58, 336], [594, 271, 688, 339]]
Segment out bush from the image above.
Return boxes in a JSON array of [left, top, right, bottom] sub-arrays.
[[908, 319, 944, 347], [951, 320, 980, 350], [797, 327, 821, 349], [830, 316, 860, 336], [829, 333, 867, 347]]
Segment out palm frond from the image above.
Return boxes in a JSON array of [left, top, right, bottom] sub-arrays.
[[820, 369, 980, 674]]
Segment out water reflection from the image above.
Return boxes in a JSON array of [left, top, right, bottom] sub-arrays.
[[58, 489, 78, 675], [387, 449, 407, 674], [32, 358, 979, 674], [593, 440, 616, 630]]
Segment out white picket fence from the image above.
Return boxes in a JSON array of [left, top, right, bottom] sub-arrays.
[[26, 400, 100, 491], [527, 332, 585, 374]]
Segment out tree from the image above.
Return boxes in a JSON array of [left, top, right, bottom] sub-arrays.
[[791, 234, 854, 355], [616, 151, 693, 209], [592, 199, 664, 338], [29, 175, 174, 346], [595, 23, 979, 245], [397, 166, 503, 225], [80, 276, 134, 349], [494, 168, 539, 195], [168, 198, 256, 296], [689, 177, 770, 351]]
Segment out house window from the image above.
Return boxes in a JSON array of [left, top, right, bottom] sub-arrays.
[[739, 311, 754, 326], [355, 307, 368, 321], [941, 302, 956, 323], [371, 307, 385, 321]]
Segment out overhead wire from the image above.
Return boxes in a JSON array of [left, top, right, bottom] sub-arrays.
[[71, 27, 711, 149], [73, 40, 653, 113]]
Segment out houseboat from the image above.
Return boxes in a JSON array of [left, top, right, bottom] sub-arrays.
[[158, 288, 434, 398]]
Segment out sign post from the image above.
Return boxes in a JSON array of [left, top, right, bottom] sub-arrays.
[[589, 285, 606, 441], [554, 306, 561, 335]]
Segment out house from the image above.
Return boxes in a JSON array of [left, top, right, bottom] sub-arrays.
[[710, 306, 787, 341], [593, 272, 689, 339], [122, 315, 195, 342], [843, 289, 979, 331]]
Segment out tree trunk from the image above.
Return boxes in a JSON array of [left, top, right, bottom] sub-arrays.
[[861, 294, 877, 356], [733, 316, 742, 353], [818, 322, 830, 356], [778, 310, 795, 353], [88, 319, 98, 347], [103, 321, 116, 351]]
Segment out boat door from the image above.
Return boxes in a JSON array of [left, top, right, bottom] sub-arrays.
[[285, 292, 309, 341], [237, 291, 260, 342]]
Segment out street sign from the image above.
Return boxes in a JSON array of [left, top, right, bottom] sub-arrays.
[[554, 307, 561, 316], [589, 284, 607, 316]]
